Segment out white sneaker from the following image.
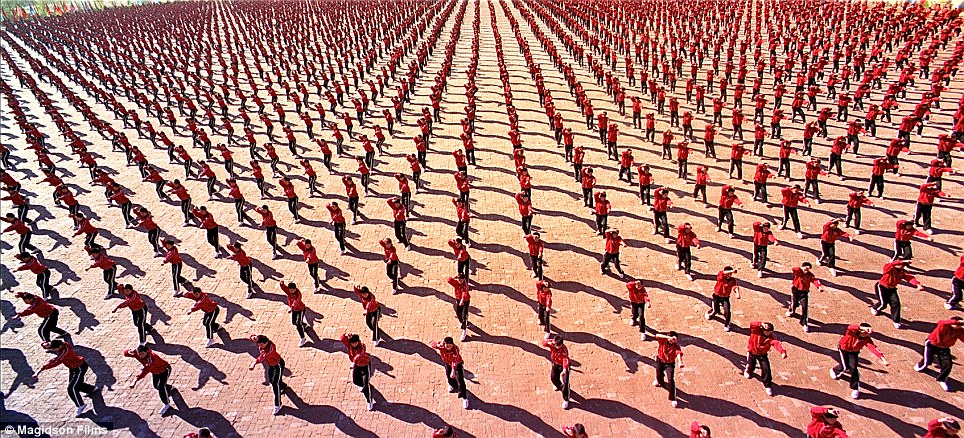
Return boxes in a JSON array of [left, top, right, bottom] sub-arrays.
[[561, 400, 569, 409], [724, 325, 731, 332], [744, 371, 751, 379], [671, 400, 678, 408], [159, 404, 171, 415], [939, 381, 950, 392], [314, 287, 321, 293], [448, 385, 456, 392], [803, 325, 810, 333], [460, 329, 467, 342], [945, 303, 954, 310], [75, 403, 88, 417], [641, 333, 648, 341], [829, 268, 838, 276], [757, 270, 764, 278], [463, 398, 470, 409], [914, 362, 926, 372], [893, 322, 902, 329], [686, 274, 694, 281], [273, 405, 282, 415], [785, 310, 793, 317], [851, 389, 860, 400], [374, 339, 382, 347], [653, 379, 660, 387], [367, 400, 374, 411], [797, 232, 804, 239], [704, 311, 712, 320], [299, 338, 308, 347], [206, 338, 214, 348], [765, 387, 774, 396]]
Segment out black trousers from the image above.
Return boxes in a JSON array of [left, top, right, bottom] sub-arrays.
[[205, 227, 220, 251], [950, 277, 964, 307], [717, 208, 734, 233], [307, 262, 320, 289], [583, 188, 594, 207], [291, 310, 306, 338], [39, 308, 68, 342], [353, 364, 372, 403], [631, 302, 647, 332], [654, 211, 669, 237], [240, 266, 252, 292], [783, 206, 800, 232], [639, 184, 651, 205], [386, 260, 399, 290], [746, 353, 773, 387], [655, 360, 677, 401], [132, 308, 154, 344], [521, 215, 533, 235], [550, 364, 570, 401], [873, 283, 901, 323], [846, 206, 862, 229], [366, 308, 381, 341], [790, 287, 810, 326], [67, 362, 96, 407], [804, 178, 820, 199], [102, 266, 117, 294], [595, 214, 608, 234], [152, 366, 173, 405], [202, 307, 221, 339], [894, 240, 912, 260], [918, 341, 953, 382], [832, 349, 862, 390], [456, 220, 469, 244], [914, 203, 933, 229], [601, 252, 623, 273], [693, 184, 706, 202], [36, 268, 54, 298], [753, 244, 769, 271], [676, 245, 692, 274], [778, 158, 791, 178], [266, 226, 278, 252], [393, 220, 410, 247], [147, 229, 160, 253], [868, 175, 885, 197], [709, 295, 732, 326], [529, 255, 544, 280], [333, 223, 346, 251], [269, 359, 287, 407], [455, 300, 470, 330], [445, 362, 467, 399], [538, 303, 551, 333], [819, 241, 837, 269]]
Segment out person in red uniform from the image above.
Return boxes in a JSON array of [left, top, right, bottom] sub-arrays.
[[831, 323, 889, 399], [448, 274, 471, 341], [112, 284, 156, 346], [296, 238, 322, 293], [124, 345, 175, 414], [745, 321, 787, 395], [626, 280, 652, 339], [845, 190, 872, 233], [893, 219, 932, 261], [14, 252, 55, 299], [787, 262, 825, 332], [717, 185, 741, 236], [653, 331, 684, 408], [182, 428, 212, 438], [950, 255, 964, 310], [535, 280, 553, 333], [226, 243, 254, 297], [388, 197, 411, 249], [562, 424, 588, 438], [353, 285, 382, 345], [525, 232, 546, 280], [85, 247, 117, 298], [32, 340, 96, 416], [452, 197, 470, 245], [676, 223, 700, 280], [177, 287, 222, 347], [3, 214, 39, 257], [340, 332, 375, 410], [914, 317, 964, 391], [819, 219, 852, 276], [279, 281, 309, 347], [690, 421, 711, 437], [379, 238, 401, 293], [807, 406, 847, 438], [601, 229, 625, 277], [190, 206, 225, 258], [248, 334, 287, 415], [541, 333, 571, 409], [516, 191, 534, 236], [12, 291, 68, 342], [924, 418, 961, 438], [780, 185, 809, 238], [327, 202, 348, 254], [448, 237, 471, 281], [914, 182, 945, 232], [752, 222, 778, 277], [873, 259, 924, 328], [431, 336, 469, 409], [593, 191, 612, 235], [706, 267, 741, 331]]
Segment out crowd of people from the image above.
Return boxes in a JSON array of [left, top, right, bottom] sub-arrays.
[[2, 0, 964, 436]]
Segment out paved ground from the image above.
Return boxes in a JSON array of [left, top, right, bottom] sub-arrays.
[[1, 1, 963, 437]]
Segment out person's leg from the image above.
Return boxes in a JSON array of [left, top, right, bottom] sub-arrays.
[[455, 363, 467, 399], [39, 269, 53, 298], [760, 355, 773, 388], [551, 364, 563, 390], [308, 263, 320, 290], [936, 347, 953, 383], [722, 298, 732, 327], [134, 308, 147, 344], [917, 340, 935, 369], [950, 278, 964, 308], [292, 311, 306, 338], [889, 290, 901, 323], [665, 363, 677, 401], [269, 363, 282, 407], [67, 365, 86, 407], [847, 352, 861, 390], [746, 353, 758, 376], [154, 366, 171, 405]]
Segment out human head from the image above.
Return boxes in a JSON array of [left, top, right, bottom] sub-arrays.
[[801, 262, 812, 272], [941, 418, 960, 433]]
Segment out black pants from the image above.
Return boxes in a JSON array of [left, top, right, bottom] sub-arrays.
[[205, 227, 220, 251], [746, 353, 773, 387], [753, 244, 769, 271], [708, 295, 732, 326], [456, 220, 469, 244], [307, 262, 320, 289], [153, 366, 173, 405], [202, 307, 221, 339], [783, 206, 800, 232], [132, 308, 154, 344], [147, 229, 160, 253], [950, 277, 964, 308], [918, 341, 953, 382], [868, 175, 885, 197], [595, 214, 608, 235], [234, 199, 251, 223], [39, 308, 68, 342], [550, 364, 570, 401], [269, 359, 287, 407], [180, 198, 193, 222], [778, 158, 791, 178], [394, 220, 410, 247], [287, 196, 300, 220], [333, 223, 346, 251], [582, 188, 594, 207], [291, 310, 306, 338], [445, 362, 467, 399], [655, 360, 677, 401], [18, 233, 38, 254], [753, 182, 768, 203], [819, 241, 837, 269], [171, 263, 186, 292], [914, 203, 933, 229], [846, 206, 862, 229], [266, 226, 278, 252], [894, 240, 912, 260], [639, 184, 651, 205], [538, 303, 551, 333], [366, 308, 381, 341], [102, 266, 117, 294], [601, 252, 623, 274], [36, 268, 54, 298], [832, 349, 862, 390], [717, 208, 734, 233], [67, 362, 96, 407], [873, 283, 901, 323], [240, 265, 252, 292], [631, 302, 647, 332], [386, 260, 399, 290], [828, 153, 843, 177], [693, 184, 706, 202], [790, 287, 810, 326], [521, 215, 533, 235], [676, 245, 692, 274], [454, 300, 470, 330], [529, 255, 544, 280], [804, 178, 820, 199], [353, 364, 372, 403], [654, 211, 669, 237]]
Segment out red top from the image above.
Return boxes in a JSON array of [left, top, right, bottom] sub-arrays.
[[327, 204, 345, 224], [838, 325, 883, 357], [251, 337, 283, 367], [627, 281, 650, 304], [878, 261, 919, 288], [525, 234, 544, 257], [296, 241, 319, 264], [808, 407, 849, 438], [536, 281, 552, 307], [256, 207, 276, 228], [114, 290, 147, 312], [163, 247, 183, 265], [453, 198, 469, 222], [379, 239, 399, 262], [388, 199, 407, 221], [124, 349, 170, 379], [676, 225, 699, 248], [924, 419, 960, 438], [515, 192, 532, 217], [713, 271, 738, 297], [895, 220, 928, 242], [340, 333, 370, 366], [18, 297, 55, 318], [228, 247, 251, 267], [41, 343, 85, 370], [353, 287, 379, 313], [821, 222, 850, 244], [604, 231, 622, 254], [280, 283, 306, 312], [747, 321, 786, 355], [431, 341, 464, 367], [447, 277, 470, 302], [781, 187, 807, 208], [17, 258, 48, 275], [927, 320, 964, 349], [448, 240, 469, 262], [541, 338, 571, 367], [752, 222, 777, 246], [954, 255, 964, 281], [185, 291, 218, 314], [792, 268, 822, 291], [656, 337, 682, 363]]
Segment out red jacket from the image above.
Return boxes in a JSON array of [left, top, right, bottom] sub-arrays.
[[353, 287, 379, 313], [341, 334, 370, 366], [927, 320, 964, 349], [713, 271, 738, 297], [251, 337, 283, 367], [752, 222, 777, 246], [18, 297, 55, 318], [448, 277, 470, 302], [431, 341, 464, 367], [525, 234, 544, 256], [541, 338, 570, 367], [838, 324, 883, 357], [296, 240, 319, 264], [627, 281, 650, 304], [747, 321, 786, 355], [878, 261, 919, 288], [536, 281, 552, 307], [656, 337, 682, 363], [604, 231, 622, 254], [448, 240, 469, 262], [792, 268, 821, 291], [41, 343, 85, 370], [124, 349, 170, 379], [821, 222, 849, 244], [280, 283, 306, 312], [807, 407, 849, 438]]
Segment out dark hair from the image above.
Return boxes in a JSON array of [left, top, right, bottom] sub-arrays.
[[136, 345, 149, 353], [801, 262, 812, 268], [256, 335, 269, 344], [192, 287, 202, 294], [443, 336, 454, 344], [349, 334, 361, 343], [437, 427, 454, 437], [572, 424, 586, 434], [46, 340, 65, 349], [198, 428, 212, 438], [668, 331, 679, 338], [358, 286, 370, 294], [859, 323, 872, 330]]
